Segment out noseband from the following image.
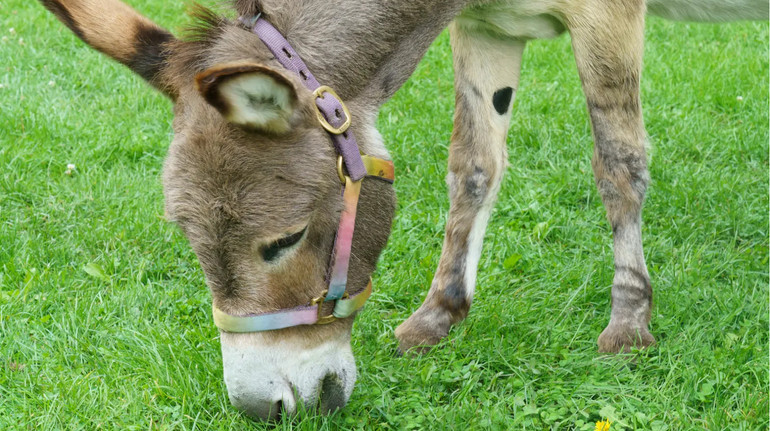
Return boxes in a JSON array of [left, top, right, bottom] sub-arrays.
[[211, 15, 395, 333]]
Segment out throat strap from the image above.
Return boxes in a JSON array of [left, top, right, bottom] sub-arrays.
[[326, 155, 394, 300]]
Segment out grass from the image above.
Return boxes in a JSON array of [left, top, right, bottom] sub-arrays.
[[1, 1, 767, 429]]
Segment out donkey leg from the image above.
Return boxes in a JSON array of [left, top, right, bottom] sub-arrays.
[[396, 21, 525, 353], [565, 1, 655, 353]]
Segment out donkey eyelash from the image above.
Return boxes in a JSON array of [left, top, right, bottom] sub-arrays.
[[261, 227, 307, 262]]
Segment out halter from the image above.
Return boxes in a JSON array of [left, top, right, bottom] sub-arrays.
[[211, 15, 395, 333]]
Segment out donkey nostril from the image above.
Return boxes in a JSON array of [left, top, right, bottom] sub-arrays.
[[267, 400, 283, 421], [319, 373, 346, 413]]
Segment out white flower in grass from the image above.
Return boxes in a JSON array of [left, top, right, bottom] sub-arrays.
[[18, 37, 23, 46], [65, 163, 76, 175], [48, 80, 56, 87], [9, 28, 15, 35], [736, 96, 744, 101]]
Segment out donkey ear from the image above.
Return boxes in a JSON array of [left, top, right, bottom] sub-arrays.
[[195, 62, 298, 133]]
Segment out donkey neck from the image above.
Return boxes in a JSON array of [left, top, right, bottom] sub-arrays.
[[242, 0, 471, 104]]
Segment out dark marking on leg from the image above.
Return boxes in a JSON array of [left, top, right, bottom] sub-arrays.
[[469, 83, 483, 100], [492, 87, 513, 115], [441, 280, 469, 317], [464, 166, 488, 203], [615, 264, 651, 289], [587, 98, 640, 116], [436, 230, 470, 316], [593, 140, 649, 212], [613, 283, 650, 300]]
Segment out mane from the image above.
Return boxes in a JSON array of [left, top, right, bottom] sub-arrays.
[[180, 3, 228, 43], [165, 4, 229, 85], [163, 2, 280, 98], [230, 0, 263, 18]]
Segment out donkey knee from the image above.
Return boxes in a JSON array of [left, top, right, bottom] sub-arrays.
[[448, 166, 491, 203], [448, 156, 506, 204], [592, 144, 649, 224]]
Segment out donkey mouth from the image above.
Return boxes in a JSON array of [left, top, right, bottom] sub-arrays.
[[229, 379, 296, 421], [220, 331, 357, 421], [230, 373, 351, 421]]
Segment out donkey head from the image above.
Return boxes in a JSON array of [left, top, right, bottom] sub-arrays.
[[164, 18, 399, 420], [163, 52, 396, 418], [40, 1, 395, 420]]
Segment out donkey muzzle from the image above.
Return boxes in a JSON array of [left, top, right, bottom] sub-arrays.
[[219, 331, 356, 420]]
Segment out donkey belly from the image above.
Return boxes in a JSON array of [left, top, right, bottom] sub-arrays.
[[458, 0, 766, 41], [646, 0, 769, 22], [457, 0, 566, 40]]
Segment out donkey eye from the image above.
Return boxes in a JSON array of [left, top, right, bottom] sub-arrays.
[[261, 227, 307, 262]]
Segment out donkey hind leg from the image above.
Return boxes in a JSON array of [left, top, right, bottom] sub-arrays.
[[396, 21, 525, 354], [566, 0, 655, 353]]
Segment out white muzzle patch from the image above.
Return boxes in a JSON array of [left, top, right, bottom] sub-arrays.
[[220, 331, 357, 420]]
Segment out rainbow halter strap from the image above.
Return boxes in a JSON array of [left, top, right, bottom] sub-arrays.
[[211, 15, 395, 333]]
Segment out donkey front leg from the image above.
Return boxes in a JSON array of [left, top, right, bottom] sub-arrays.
[[396, 21, 525, 353], [566, 0, 655, 353]]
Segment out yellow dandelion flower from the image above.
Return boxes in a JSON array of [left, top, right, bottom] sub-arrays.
[[595, 420, 611, 431]]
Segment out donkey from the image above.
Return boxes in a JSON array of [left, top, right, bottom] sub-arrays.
[[39, 0, 766, 421]]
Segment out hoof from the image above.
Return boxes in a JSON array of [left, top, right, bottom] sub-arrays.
[[394, 307, 451, 355], [597, 323, 655, 354]]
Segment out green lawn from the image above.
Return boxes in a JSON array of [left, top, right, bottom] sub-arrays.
[[1, 1, 767, 429]]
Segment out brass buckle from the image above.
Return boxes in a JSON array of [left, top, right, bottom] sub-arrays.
[[309, 289, 349, 325], [313, 85, 351, 135], [309, 290, 335, 324]]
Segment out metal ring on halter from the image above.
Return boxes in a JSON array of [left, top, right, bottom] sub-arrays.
[[336, 155, 347, 184], [309, 289, 349, 325]]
